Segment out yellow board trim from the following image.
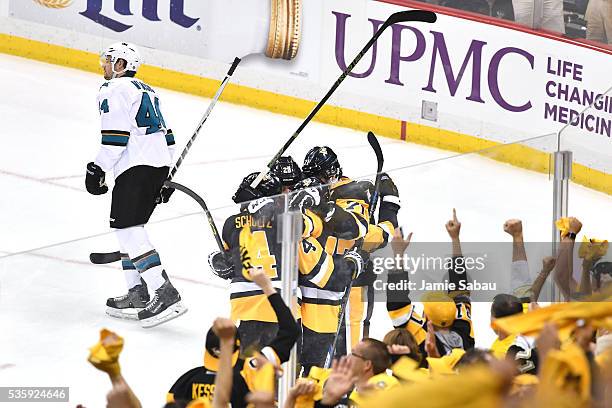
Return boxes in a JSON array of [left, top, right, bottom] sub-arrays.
[[2, 33, 609, 195]]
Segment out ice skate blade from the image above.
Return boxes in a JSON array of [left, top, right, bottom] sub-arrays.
[[140, 302, 188, 328], [106, 307, 141, 321]]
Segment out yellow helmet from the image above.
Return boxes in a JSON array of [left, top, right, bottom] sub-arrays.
[[422, 292, 456, 328]]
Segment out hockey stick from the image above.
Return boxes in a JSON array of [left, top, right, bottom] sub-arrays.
[[90, 251, 121, 264], [164, 181, 225, 252], [89, 58, 241, 264], [324, 131, 384, 368], [367, 131, 384, 223], [90, 182, 225, 263], [250, 9, 436, 189], [168, 57, 241, 181]]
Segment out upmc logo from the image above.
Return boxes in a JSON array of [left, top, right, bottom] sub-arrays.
[[80, 0, 199, 32]]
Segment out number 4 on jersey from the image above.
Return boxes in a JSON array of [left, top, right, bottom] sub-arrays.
[[99, 99, 109, 113], [136, 93, 166, 134]]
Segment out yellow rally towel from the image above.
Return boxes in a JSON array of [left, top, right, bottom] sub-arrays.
[[294, 367, 331, 408], [87, 328, 124, 377], [555, 217, 571, 238], [492, 289, 612, 338], [427, 349, 466, 375], [242, 358, 276, 394], [360, 366, 506, 408], [538, 342, 591, 405], [578, 236, 609, 261], [350, 373, 399, 406], [391, 357, 429, 383]]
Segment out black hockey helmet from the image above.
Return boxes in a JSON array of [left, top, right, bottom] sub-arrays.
[[302, 146, 342, 182], [232, 171, 282, 204], [271, 156, 302, 189]]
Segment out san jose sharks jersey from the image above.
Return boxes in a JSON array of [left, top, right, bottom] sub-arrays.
[[95, 76, 175, 178]]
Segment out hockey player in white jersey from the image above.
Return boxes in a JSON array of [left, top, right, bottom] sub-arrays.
[[85, 42, 187, 328]]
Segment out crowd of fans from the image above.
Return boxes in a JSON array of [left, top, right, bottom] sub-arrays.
[[83, 141, 611, 408], [86, 210, 611, 407]]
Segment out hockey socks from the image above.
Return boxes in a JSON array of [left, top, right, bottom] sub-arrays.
[[132, 249, 166, 292], [121, 253, 141, 290]]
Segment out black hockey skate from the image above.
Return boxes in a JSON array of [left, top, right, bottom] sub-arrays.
[[106, 283, 149, 321], [138, 280, 187, 328]]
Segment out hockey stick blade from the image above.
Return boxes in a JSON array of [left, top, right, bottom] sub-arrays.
[[386, 10, 437, 26], [165, 181, 225, 252], [367, 131, 384, 174], [368, 131, 385, 223], [250, 10, 436, 189], [90, 251, 121, 264]]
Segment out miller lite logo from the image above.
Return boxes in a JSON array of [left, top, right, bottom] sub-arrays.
[[80, 0, 199, 32]]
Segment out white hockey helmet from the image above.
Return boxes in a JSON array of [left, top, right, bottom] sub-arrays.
[[100, 42, 142, 75]]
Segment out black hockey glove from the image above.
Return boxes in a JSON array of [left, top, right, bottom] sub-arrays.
[[289, 177, 331, 213], [379, 172, 399, 198], [85, 162, 108, 195], [208, 250, 234, 280], [155, 183, 175, 204], [289, 188, 320, 211], [343, 248, 369, 279]]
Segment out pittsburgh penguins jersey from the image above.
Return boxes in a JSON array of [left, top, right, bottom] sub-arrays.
[[222, 205, 282, 324], [387, 257, 475, 362], [297, 177, 374, 335], [167, 292, 297, 407], [222, 204, 332, 325], [95, 76, 175, 178], [167, 362, 249, 407]]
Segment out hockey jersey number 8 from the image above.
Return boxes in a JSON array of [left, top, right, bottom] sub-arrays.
[[95, 77, 175, 178]]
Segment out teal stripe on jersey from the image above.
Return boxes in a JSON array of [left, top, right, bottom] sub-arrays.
[[102, 135, 129, 146]]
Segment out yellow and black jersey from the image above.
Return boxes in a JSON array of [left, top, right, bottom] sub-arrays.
[[325, 177, 371, 246], [299, 177, 373, 336], [166, 364, 247, 407], [222, 210, 282, 323], [168, 292, 298, 407], [222, 207, 333, 325], [299, 210, 341, 334], [166, 356, 270, 408], [387, 301, 428, 346], [362, 219, 396, 253]]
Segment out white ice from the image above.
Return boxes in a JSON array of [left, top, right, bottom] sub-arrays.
[[0, 54, 610, 407]]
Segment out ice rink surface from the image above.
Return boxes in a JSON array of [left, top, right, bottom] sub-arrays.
[[0, 54, 610, 407]]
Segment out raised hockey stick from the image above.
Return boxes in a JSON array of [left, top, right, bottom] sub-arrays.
[[164, 181, 225, 252], [367, 131, 384, 223], [168, 57, 241, 181], [324, 131, 384, 368], [250, 9, 436, 190], [89, 58, 241, 264]]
